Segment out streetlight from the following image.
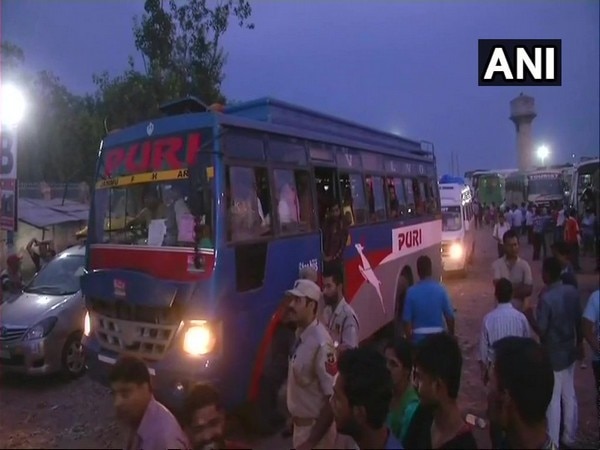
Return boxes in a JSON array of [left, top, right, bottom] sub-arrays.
[[537, 145, 549, 167], [1, 83, 26, 128], [1, 83, 26, 254]]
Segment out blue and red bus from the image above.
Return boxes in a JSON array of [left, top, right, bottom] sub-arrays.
[[81, 97, 442, 411]]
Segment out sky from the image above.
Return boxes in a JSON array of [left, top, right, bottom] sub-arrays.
[[2, 1, 599, 173]]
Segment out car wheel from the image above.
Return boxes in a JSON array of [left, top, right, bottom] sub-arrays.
[[61, 332, 86, 379]]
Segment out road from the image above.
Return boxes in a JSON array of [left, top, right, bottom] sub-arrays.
[[0, 227, 598, 449]]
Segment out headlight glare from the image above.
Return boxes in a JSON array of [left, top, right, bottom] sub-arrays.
[[183, 320, 217, 356], [449, 242, 464, 259], [83, 311, 91, 336]]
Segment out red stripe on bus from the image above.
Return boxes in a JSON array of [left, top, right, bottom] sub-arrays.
[[90, 247, 213, 281], [248, 308, 284, 402]]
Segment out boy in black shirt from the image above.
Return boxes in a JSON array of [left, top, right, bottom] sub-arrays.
[[403, 333, 477, 449]]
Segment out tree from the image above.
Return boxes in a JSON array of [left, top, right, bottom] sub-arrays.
[[2, 42, 103, 183], [96, 0, 254, 129]]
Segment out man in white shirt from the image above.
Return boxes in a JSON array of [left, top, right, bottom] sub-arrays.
[[479, 277, 530, 448], [493, 214, 512, 258]]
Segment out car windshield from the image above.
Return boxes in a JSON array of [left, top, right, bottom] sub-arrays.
[[442, 206, 462, 232], [24, 254, 85, 296]]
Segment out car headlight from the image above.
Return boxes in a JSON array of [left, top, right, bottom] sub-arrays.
[[83, 311, 91, 337], [24, 317, 58, 340], [183, 320, 218, 356], [449, 242, 464, 259]]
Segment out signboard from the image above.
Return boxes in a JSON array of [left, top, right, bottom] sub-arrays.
[[0, 128, 18, 231], [528, 172, 559, 180]]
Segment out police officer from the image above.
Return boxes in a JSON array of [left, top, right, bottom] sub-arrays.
[[286, 278, 337, 450], [321, 265, 359, 354]]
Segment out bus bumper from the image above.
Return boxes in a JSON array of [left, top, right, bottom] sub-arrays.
[[83, 336, 222, 414]]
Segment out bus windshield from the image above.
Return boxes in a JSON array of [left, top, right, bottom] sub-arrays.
[[91, 132, 214, 248], [528, 174, 563, 197], [442, 206, 462, 232]]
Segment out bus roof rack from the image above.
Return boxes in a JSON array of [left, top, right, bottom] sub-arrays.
[[159, 96, 209, 116]]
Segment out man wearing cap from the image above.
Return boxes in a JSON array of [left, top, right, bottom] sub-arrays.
[[286, 278, 337, 450]]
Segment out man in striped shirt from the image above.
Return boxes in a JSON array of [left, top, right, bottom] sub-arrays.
[[479, 278, 530, 448]]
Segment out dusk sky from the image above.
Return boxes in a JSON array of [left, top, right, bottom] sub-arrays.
[[3, 1, 599, 173]]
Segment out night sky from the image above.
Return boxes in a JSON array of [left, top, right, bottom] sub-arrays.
[[3, 1, 599, 173]]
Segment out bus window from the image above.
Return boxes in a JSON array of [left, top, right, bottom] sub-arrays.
[[386, 177, 407, 219], [340, 173, 367, 225], [365, 175, 386, 222], [315, 167, 340, 226], [403, 178, 416, 215], [273, 169, 315, 234], [226, 166, 272, 242], [428, 178, 441, 214], [223, 130, 265, 160], [268, 137, 307, 165], [415, 179, 427, 216]]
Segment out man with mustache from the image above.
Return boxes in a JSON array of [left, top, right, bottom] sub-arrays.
[[286, 278, 338, 450], [321, 264, 359, 355], [109, 355, 189, 450], [182, 383, 247, 450]]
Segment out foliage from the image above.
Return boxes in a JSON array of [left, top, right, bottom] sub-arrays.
[[3, 44, 103, 183], [5, 0, 253, 183], [97, 0, 254, 130]]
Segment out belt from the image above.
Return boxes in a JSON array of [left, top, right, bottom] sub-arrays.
[[412, 326, 444, 334], [293, 417, 316, 427]]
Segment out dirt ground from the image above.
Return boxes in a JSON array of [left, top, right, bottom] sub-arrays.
[[0, 227, 598, 449]]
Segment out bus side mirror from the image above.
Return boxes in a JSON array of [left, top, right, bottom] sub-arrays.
[[187, 165, 205, 217]]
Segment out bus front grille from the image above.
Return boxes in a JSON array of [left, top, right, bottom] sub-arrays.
[[88, 300, 183, 361]]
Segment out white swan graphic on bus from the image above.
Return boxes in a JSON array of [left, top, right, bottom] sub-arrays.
[[355, 243, 385, 313]]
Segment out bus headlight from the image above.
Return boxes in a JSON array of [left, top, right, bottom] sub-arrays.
[[83, 311, 91, 337], [183, 320, 217, 356], [449, 243, 464, 260]]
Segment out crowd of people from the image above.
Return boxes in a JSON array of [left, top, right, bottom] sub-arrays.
[[481, 200, 599, 272], [105, 221, 598, 450]]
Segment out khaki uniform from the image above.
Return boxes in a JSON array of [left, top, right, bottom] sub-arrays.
[[322, 298, 359, 352], [287, 319, 337, 449]]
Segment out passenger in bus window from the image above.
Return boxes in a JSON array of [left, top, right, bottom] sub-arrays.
[[163, 185, 192, 246], [126, 188, 167, 229], [387, 178, 400, 219], [278, 183, 300, 229], [229, 167, 270, 240], [323, 204, 348, 271], [295, 171, 315, 231]]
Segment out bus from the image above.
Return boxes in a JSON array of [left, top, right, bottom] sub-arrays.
[[506, 169, 566, 208], [570, 158, 599, 215], [526, 169, 566, 206], [80, 97, 442, 411], [471, 170, 506, 206]]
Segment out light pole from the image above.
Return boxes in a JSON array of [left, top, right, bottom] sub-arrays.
[[1, 83, 26, 254], [536, 145, 549, 167]]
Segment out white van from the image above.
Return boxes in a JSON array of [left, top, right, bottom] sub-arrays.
[[439, 179, 475, 276]]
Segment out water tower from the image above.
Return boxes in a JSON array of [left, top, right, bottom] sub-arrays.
[[509, 93, 537, 171]]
